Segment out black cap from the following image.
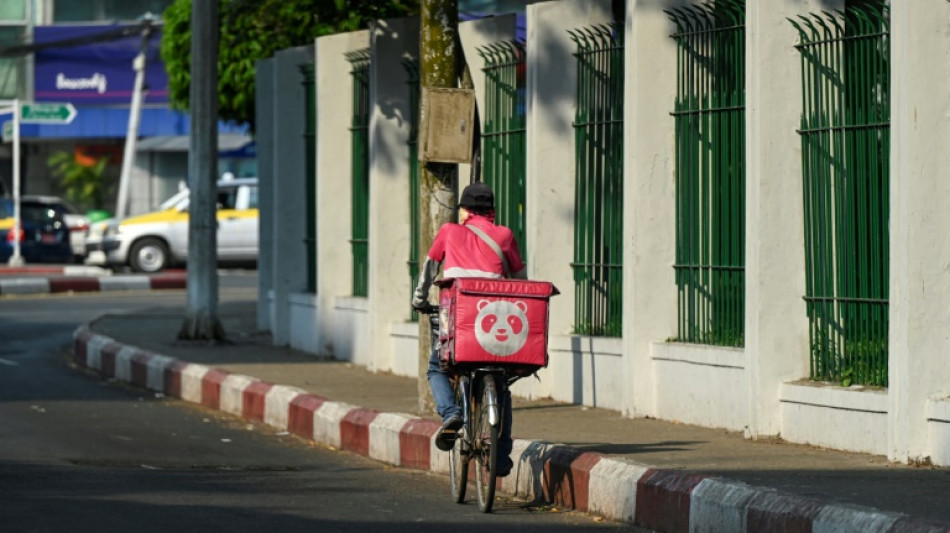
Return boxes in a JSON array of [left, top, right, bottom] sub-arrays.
[[459, 182, 494, 210]]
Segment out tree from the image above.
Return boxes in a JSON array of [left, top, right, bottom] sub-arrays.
[[160, 0, 420, 130], [417, 0, 460, 415], [47, 150, 112, 212]]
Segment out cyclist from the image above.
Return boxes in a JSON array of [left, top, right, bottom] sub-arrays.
[[411, 181, 526, 477]]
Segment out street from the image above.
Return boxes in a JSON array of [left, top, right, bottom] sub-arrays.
[[0, 273, 644, 532]]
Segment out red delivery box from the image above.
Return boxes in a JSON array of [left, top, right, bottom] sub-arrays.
[[437, 277, 559, 370]]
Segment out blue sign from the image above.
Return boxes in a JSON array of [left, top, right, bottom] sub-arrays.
[[34, 25, 169, 105]]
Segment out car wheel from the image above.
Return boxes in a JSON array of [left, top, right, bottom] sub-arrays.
[[129, 238, 169, 273]]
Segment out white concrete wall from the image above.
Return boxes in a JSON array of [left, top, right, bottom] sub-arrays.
[[520, 0, 613, 404], [535, 336, 624, 410], [368, 17, 418, 374], [310, 30, 370, 359], [888, 0, 950, 465], [781, 383, 888, 456], [261, 2, 950, 466], [624, 0, 683, 419], [652, 342, 749, 432], [926, 399, 950, 466]]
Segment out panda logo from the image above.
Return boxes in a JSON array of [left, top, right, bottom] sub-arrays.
[[474, 299, 529, 356]]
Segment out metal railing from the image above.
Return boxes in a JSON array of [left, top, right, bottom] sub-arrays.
[[299, 63, 316, 293], [478, 40, 527, 259], [405, 58, 420, 321], [570, 23, 624, 337], [791, 3, 890, 387], [347, 49, 371, 298], [667, 0, 746, 348]]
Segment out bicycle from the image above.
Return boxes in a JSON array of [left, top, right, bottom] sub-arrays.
[[422, 304, 513, 513], [420, 277, 557, 513]]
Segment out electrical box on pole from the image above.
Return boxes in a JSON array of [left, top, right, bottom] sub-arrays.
[[418, 87, 475, 164]]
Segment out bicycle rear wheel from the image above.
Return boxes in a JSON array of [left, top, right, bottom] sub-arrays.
[[449, 376, 469, 503], [474, 376, 498, 513]]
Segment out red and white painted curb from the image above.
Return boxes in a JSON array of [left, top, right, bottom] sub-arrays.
[[72, 326, 950, 532], [0, 273, 185, 296]]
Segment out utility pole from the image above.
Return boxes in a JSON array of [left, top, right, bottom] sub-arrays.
[[417, 0, 460, 415], [178, 0, 224, 341], [115, 16, 154, 220]]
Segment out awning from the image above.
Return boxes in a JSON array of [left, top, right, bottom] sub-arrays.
[[136, 133, 254, 153]]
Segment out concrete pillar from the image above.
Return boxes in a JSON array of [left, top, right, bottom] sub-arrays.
[[743, 0, 818, 437], [888, 1, 950, 463], [270, 45, 312, 346], [624, 0, 684, 417], [315, 31, 370, 358], [367, 17, 418, 373], [254, 57, 275, 331], [459, 14, 519, 137], [524, 0, 613, 402], [525, 0, 612, 336]]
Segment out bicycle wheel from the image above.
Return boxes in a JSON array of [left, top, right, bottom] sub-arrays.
[[449, 376, 469, 503], [474, 375, 498, 513]]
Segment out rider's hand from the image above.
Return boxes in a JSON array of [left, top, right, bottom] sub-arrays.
[[411, 290, 427, 311]]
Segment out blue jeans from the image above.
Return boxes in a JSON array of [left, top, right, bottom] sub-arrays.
[[427, 344, 513, 468]]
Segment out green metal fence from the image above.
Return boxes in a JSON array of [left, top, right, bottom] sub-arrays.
[[299, 62, 317, 293], [478, 40, 527, 259], [347, 49, 371, 298], [405, 58, 420, 322], [570, 24, 624, 337], [667, 0, 746, 348], [790, 3, 890, 387]]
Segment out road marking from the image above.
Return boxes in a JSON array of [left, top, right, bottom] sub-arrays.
[[0, 358, 19, 366]]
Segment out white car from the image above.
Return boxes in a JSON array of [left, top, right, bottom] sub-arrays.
[[86, 178, 259, 272]]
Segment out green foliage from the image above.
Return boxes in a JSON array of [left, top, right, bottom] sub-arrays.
[[809, 329, 887, 388], [160, 0, 420, 129], [47, 151, 112, 211]]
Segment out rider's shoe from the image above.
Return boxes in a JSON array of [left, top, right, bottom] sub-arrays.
[[496, 457, 514, 477], [435, 415, 463, 451]]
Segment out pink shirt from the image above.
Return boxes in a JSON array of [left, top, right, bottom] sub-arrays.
[[428, 214, 525, 278]]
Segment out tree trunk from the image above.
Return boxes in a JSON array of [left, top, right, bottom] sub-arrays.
[[178, 0, 225, 342], [417, 0, 459, 416]]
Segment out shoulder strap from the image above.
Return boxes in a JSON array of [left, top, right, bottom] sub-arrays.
[[466, 224, 509, 276]]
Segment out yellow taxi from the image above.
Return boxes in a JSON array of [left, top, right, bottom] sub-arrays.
[[86, 177, 258, 272]]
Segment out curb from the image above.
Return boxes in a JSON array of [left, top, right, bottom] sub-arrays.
[[0, 273, 186, 296], [72, 325, 950, 532], [0, 265, 113, 277]]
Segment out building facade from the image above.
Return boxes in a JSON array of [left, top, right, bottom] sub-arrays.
[[0, 0, 254, 216]]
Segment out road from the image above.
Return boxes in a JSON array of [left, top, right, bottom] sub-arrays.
[[0, 273, 645, 532]]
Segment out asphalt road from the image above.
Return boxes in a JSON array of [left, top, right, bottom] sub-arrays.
[[0, 274, 645, 532]]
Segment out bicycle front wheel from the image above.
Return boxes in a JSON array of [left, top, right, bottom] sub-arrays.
[[474, 375, 498, 513], [449, 376, 469, 503]]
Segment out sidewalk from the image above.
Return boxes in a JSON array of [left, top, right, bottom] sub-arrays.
[[73, 298, 950, 532]]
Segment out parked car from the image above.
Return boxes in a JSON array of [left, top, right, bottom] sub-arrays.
[[0, 198, 73, 264], [86, 177, 259, 272], [20, 195, 91, 263]]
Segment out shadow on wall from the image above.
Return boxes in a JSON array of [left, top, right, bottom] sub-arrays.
[[370, 18, 413, 178]]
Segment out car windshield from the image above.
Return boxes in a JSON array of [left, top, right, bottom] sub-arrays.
[[20, 203, 62, 223], [160, 189, 190, 210], [0, 199, 11, 218]]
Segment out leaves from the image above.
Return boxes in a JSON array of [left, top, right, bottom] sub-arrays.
[[160, 0, 421, 130], [47, 150, 113, 211]]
